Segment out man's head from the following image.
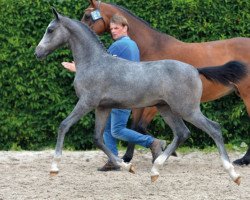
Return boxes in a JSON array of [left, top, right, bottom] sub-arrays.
[[109, 14, 129, 40]]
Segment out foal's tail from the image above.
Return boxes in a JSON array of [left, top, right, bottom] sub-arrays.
[[198, 61, 248, 86]]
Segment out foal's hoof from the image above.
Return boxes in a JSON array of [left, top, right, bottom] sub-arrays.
[[129, 165, 136, 174], [151, 175, 159, 182], [50, 171, 59, 176], [234, 176, 241, 186]]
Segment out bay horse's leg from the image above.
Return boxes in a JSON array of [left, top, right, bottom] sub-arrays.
[[122, 108, 144, 163], [130, 108, 145, 131], [95, 107, 135, 173], [184, 110, 241, 185], [50, 99, 93, 175], [150, 105, 190, 182], [122, 143, 135, 163], [137, 107, 158, 133], [233, 75, 250, 165]]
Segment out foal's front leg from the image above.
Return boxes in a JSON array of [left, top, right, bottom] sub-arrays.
[[94, 107, 135, 173], [50, 98, 93, 175]]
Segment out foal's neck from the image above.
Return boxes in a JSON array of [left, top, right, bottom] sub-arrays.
[[67, 21, 107, 68]]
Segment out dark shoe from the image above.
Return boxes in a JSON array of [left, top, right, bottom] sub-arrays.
[[97, 161, 121, 171], [150, 139, 166, 163]]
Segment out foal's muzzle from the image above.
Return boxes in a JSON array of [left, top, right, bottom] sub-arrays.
[[34, 46, 48, 60]]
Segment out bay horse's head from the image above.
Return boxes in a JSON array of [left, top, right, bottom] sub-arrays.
[[35, 8, 70, 59], [82, 0, 112, 35]]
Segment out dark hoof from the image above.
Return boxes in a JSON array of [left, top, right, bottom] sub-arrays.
[[122, 155, 132, 163], [233, 157, 250, 166]]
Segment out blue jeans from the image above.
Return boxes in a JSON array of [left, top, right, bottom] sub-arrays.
[[103, 109, 155, 156]]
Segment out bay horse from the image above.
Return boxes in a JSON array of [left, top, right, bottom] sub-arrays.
[[82, 0, 250, 165], [35, 8, 243, 184]]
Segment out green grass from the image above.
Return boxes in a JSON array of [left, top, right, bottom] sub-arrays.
[[6, 140, 248, 154], [125, 143, 248, 155], [173, 143, 248, 154]]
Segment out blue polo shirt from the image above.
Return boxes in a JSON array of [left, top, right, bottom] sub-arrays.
[[108, 36, 140, 62]]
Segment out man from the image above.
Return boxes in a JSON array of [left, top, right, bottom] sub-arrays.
[[62, 14, 166, 171]]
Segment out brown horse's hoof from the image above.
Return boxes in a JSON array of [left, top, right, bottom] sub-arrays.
[[151, 175, 159, 182], [129, 165, 135, 174], [234, 177, 241, 186], [50, 171, 59, 176]]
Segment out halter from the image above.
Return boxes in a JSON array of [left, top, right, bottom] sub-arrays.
[[89, 0, 107, 29]]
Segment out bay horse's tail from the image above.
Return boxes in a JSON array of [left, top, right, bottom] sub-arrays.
[[198, 61, 248, 85]]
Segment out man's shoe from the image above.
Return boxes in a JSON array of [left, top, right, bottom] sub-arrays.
[[97, 161, 121, 171], [150, 139, 166, 163]]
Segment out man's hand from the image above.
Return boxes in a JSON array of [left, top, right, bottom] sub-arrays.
[[61, 61, 76, 72]]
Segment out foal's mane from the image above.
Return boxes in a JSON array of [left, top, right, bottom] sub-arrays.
[[69, 18, 107, 51]]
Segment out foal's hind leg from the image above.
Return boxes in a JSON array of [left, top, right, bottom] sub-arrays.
[[151, 105, 190, 182], [185, 111, 241, 185], [95, 107, 135, 173]]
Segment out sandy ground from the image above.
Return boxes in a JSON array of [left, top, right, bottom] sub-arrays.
[[0, 150, 249, 200]]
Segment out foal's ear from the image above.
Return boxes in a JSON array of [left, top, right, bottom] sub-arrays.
[[52, 7, 60, 20]]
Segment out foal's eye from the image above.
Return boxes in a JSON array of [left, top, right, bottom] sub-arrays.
[[47, 28, 54, 34]]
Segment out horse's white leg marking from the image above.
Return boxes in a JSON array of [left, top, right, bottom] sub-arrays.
[[150, 154, 167, 181], [118, 161, 135, 173], [111, 158, 135, 174], [186, 111, 241, 185], [150, 105, 190, 182], [222, 158, 241, 185], [50, 155, 61, 175]]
